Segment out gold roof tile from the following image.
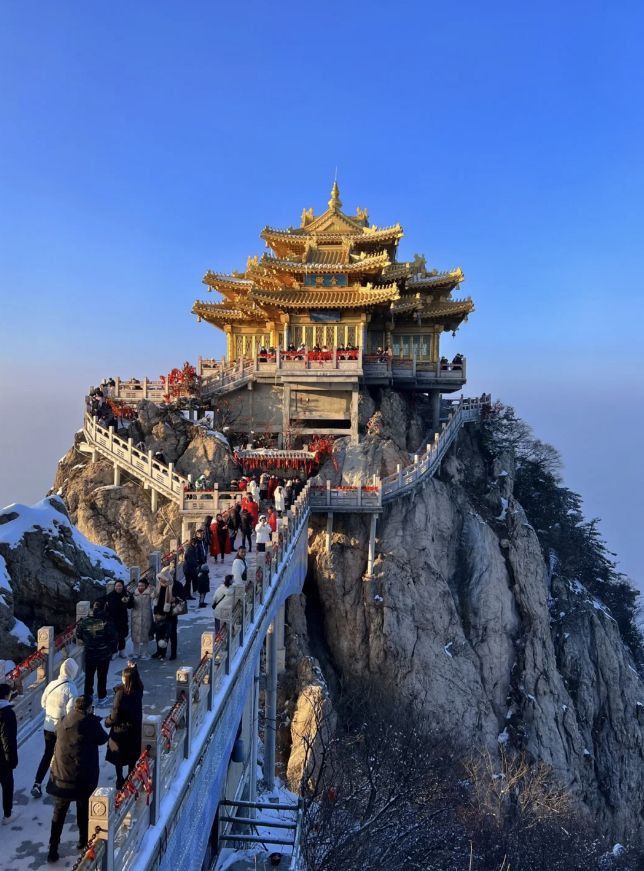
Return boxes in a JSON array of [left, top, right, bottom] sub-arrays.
[[248, 284, 399, 310]]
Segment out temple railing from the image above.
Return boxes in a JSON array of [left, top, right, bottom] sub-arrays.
[[79, 484, 311, 871], [363, 354, 467, 385]]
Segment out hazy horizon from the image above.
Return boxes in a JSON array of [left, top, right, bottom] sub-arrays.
[[1, 1, 643, 591]]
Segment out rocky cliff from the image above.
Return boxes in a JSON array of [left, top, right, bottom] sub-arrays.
[[52, 401, 238, 568], [299, 406, 644, 844], [0, 495, 126, 660]]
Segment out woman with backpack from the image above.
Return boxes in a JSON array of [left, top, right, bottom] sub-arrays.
[[31, 658, 79, 799]]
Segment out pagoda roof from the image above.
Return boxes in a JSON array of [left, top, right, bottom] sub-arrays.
[[203, 272, 254, 292], [418, 298, 474, 321], [192, 301, 262, 324], [407, 268, 464, 289], [248, 283, 399, 310], [261, 223, 403, 246], [258, 250, 390, 274]]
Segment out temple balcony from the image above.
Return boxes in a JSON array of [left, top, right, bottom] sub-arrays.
[[362, 355, 467, 393]]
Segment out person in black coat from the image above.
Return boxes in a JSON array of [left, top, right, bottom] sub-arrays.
[[104, 666, 143, 788], [202, 515, 213, 552], [151, 569, 185, 661], [0, 683, 18, 823], [46, 695, 108, 861], [76, 599, 118, 703], [105, 580, 133, 657], [183, 536, 200, 600]]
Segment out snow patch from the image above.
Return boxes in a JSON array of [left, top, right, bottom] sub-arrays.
[[443, 642, 453, 658], [0, 555, 11, 595], [9, 618, 34, 644], [0, 496, 127, 581], [612, 843, 625, 858], [496, 497, 509, 521], [497, 727, 510, 745]]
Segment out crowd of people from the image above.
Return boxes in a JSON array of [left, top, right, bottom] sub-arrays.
[[1, 659, 145, 862]]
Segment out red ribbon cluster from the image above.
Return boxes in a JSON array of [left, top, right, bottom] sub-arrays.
[[115, 751, 153, 809]]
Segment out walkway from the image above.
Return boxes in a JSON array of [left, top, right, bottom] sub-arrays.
[[3, 550, 258, 871], [81, 395, 491, 517]]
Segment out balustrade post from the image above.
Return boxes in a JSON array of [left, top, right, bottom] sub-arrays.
[[148, 551, 161, 577], [224, 622, 232, 675], [108, 425, 114, 452], [88, 786, 115, 871], [147, 450, 154, 477], [201, 632, 216, 710], [250, 573, 256, 622], [37, 626, 55, 684], [114, 376, 120, 398], [357, 485, 362, 507], [326, 479, 331, 507], [143, 377, 149, 399], [264, 621, 278, 791], [397, 464, 402, 488], [129, 566, 140, 585], [214, 483, 219, 512], [239, 585, 246, 647], [127, 437, 133, 465], [142, 715, 162, 825], [176, 667, 194, 759], [168, 462, 174, 490]]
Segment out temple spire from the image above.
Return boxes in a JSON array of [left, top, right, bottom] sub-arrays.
[[328, 179, 342, 211]]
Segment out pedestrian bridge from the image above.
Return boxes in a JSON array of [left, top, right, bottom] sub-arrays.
[[2, 395, 491, 869]]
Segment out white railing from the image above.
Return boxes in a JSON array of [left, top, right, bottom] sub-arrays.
[[83, 412, 188, 502], [109, 378, 167, 402], [362, 354, 467, 385], [380, 394, 489, 501], [79, 484, 312, 871]]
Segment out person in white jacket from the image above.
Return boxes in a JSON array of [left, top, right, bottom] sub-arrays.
[[255, 516, 272, 554], [274, 485, 285, 516], [31, 658, 79, 798], [212, 575, 234, 634]]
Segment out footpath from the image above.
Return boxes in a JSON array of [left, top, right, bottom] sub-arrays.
[[4, 548, 257, 871]]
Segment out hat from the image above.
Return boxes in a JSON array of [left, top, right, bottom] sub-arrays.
[[157, 567, 173, 586], [259, 514, 266, 521]]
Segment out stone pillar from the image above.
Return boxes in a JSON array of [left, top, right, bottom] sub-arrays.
[[350, 388, 359, 445], [282, 383, 291, 441], [325, 512, 333, 553], [142, 715, 162, 824], [181, 518, 189, 544], [37, 626, 55, 684], [248, 659, 260, 818], [113, 463, 121, 486], [431, 390, 441, 433], [263, 621, 278, 791], [177, 667, 194, 759], [88, 786, 116, 871], [275, 603, 286, 674], [366, 513, 378, 577], [150, 488, 158, 513]]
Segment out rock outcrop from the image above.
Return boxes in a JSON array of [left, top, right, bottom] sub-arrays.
[[0, 495, 126, 660], [52, 402, 239, 568], [303, 417, 644, 843]]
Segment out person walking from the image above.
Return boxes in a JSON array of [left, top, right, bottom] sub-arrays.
[[211, 575, 234, 635], [46, 696, 108, 861], [255, 515, 272, 555], [239, 507, 253, 552], [151, 569, 184, 661], [0, 683, 18, 825], [31, 658, 79, 799], [211, 513, 230, 563], [104, 666, 144, 789], [274, 484, 285, 516], [105, 580, 133, 658], [130, 578, 154, 659], [183, 535, 200, 601], [232, 547, 248, 587], [266, 506, 277, 533], [202, 514, 213, 554], [76, 600, 117, 705], [195, 530, 210, 609]]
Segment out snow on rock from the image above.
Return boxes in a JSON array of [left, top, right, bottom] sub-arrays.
[[0, 494, 126, 660]]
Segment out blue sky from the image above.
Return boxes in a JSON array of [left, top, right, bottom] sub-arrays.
[[1, 1, 643, 586]]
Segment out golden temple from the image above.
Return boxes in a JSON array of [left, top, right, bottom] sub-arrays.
[[193, 181, 473, 362], [192, 183, 474, 443]]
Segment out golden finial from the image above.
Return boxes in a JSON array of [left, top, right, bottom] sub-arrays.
[[328, 179, 342, 210]]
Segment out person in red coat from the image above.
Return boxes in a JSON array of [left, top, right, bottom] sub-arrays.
[[266, 506, 277, 533], [210, 514, 231, 562], [242, 495, 259, 527]]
